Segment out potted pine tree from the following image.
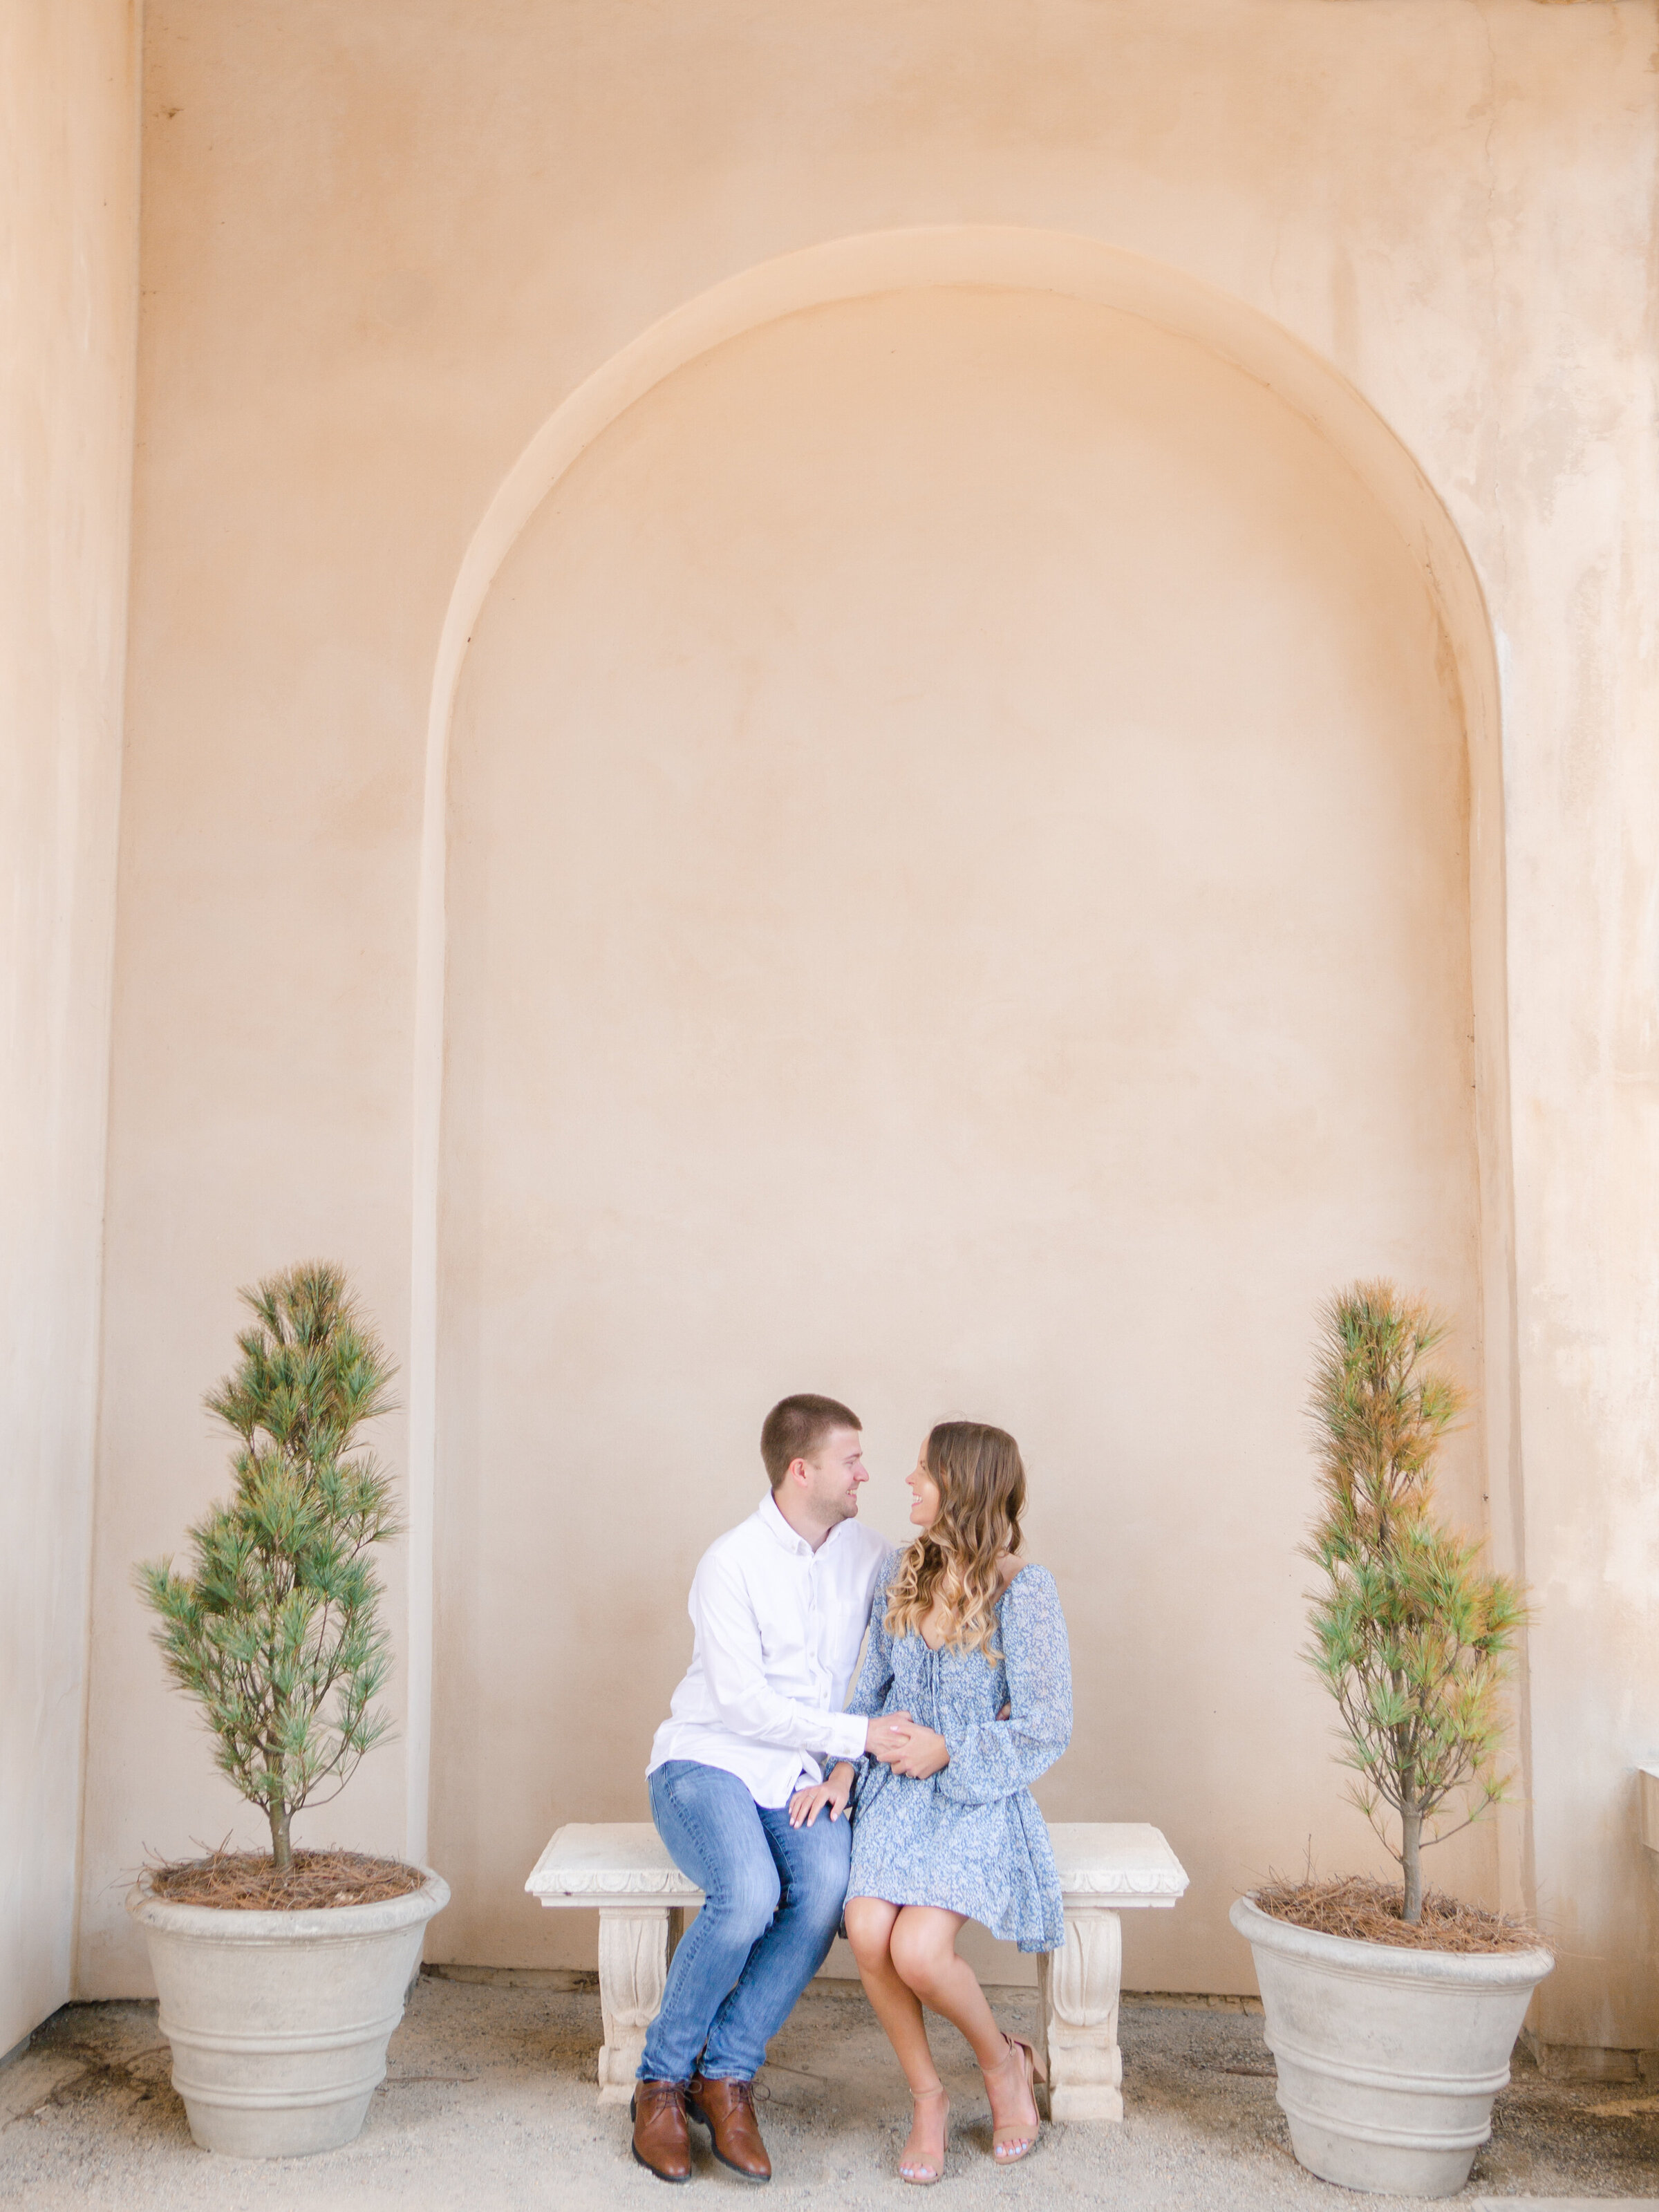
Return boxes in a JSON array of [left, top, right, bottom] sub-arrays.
[[128, 1263, 447, 2157], [1230, 1282, 1553, 2198]]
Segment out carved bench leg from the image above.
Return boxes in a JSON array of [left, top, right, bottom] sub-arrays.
[[1037, 1906, 1123, 2122], [596, 1905, 684, 2102]]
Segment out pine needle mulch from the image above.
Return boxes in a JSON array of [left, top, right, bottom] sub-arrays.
[[1253, 1873, 1545, 1955], [147, 1846, 426, 1911]]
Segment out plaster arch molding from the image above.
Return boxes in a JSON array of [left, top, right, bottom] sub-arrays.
[[403, 225, 1516, 1864]]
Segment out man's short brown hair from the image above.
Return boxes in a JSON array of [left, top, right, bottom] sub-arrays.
[[760, 1394, 861, 1490]]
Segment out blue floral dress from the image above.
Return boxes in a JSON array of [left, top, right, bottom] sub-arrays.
[[845, 1562, 1072, 1952]]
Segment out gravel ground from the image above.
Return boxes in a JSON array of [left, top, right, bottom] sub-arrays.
[[1, 1976, 1655, 2209]]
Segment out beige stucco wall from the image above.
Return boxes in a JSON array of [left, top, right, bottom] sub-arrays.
[[79, 0, 1659, 2052], [435, 283, 1487, 1984], [1, 1, 140, 2056]]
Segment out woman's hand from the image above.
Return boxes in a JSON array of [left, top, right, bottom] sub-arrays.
[[789, 1761, 856, 1828], [885, 1723, 950, 1779]]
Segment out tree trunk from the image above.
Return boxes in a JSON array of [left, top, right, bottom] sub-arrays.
[[1400, 1807, 1423, 1924], [269, 1801, 292, 1873]]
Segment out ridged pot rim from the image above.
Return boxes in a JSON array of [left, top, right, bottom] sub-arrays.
[[126, 1865, 449, 1941], [1231, 1893, 1553, 1989]]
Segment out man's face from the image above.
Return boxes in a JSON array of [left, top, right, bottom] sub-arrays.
[[800, 1427, 869, 1524]]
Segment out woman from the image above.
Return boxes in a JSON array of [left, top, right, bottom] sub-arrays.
[[788, 1421, 1071, 2183]]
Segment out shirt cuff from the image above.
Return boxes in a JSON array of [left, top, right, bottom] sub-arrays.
[[823, 1711, 868, 1763]]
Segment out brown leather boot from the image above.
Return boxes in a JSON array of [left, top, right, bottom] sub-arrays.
[[687, 2075, 771, 2182], [631, 2080, 692, 2183]]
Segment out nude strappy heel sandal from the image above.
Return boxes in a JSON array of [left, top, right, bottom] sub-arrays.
[[899, 2083, 950, 2184], [984, 2032, 1046, 2164]]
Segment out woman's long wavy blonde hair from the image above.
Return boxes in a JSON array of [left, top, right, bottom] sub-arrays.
[[885, 1421, 1026, 1661]]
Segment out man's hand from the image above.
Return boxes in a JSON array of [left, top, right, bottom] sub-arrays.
[[885, 1722, 950, 1779], [789, 1761, 856, 1828], [864, 1712, 915, 1762]]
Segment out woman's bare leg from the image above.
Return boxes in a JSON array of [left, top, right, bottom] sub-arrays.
[[887, 1906, 1040, 2159], [883, 1907, 1000, 2066], [845, 1897, 950, 2182], [845, 1898, 941, 2088]]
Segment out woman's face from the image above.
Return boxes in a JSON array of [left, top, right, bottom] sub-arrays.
[[906, 1445, 941, 1529]]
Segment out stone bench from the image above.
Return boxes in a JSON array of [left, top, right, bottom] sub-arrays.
[[525, 1819, 1188, 2121]]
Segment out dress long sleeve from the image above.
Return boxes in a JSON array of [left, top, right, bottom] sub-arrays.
[[935, 1566, 1071, 1806], [847, 1587, 897, 1722], [843, 1577, 899, 1793]]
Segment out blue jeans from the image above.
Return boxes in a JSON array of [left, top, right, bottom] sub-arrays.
[[638, 1759, 850, 2083]]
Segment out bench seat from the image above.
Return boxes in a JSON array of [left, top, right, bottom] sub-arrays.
[[526, 1819, 1188, 2120]]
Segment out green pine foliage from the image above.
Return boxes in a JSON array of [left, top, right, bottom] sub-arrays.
[[1305, 1282, 1528, 1924], [135, 1263, 400, 1871]]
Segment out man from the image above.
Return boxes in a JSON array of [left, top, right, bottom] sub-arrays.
[[631, 1393, 910, 2184]]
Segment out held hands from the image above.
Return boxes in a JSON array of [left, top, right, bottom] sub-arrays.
[[863, 1712, 915, 1762], [786, 1701, 966, 1826], [862, 1702, 1012, 1782], [865, 1709, 951, 1779], [883, 1721, 950, 1778], [788, 1761, 855, 1828]]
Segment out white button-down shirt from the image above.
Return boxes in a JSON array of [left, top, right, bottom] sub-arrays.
[[648, 1494, 894, 1808]]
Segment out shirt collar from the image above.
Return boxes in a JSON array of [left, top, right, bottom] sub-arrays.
[[758, 1492, 865, 1558], [757, 1490, 814, 1557]]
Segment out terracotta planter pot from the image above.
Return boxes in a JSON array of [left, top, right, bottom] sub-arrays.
[[1230, 1893, 1553, 2197], [128, 1868, 449, 2157]]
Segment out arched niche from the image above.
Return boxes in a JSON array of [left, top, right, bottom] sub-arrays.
[[406, 232, 1516, 1976]]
